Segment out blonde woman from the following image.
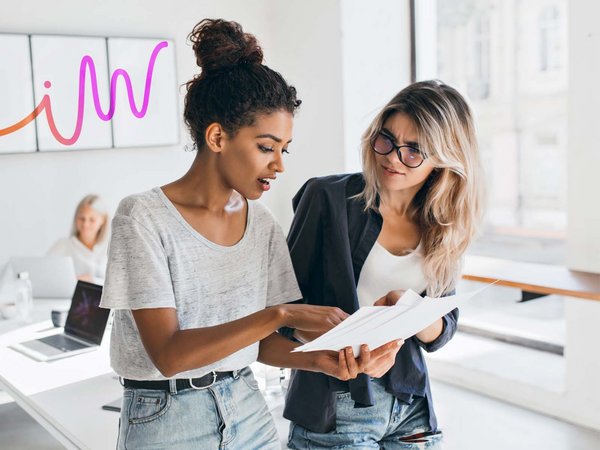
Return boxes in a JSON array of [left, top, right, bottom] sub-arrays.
[[278, 80, 483, 449], [48, 194, 109, 283]]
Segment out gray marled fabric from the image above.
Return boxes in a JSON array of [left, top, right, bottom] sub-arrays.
[[100, 187, 301, 380]]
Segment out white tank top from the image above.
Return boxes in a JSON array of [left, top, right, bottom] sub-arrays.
[[356, 240, 427, 308]]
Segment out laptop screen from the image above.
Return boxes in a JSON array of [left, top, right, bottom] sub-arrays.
[[64, 281, 109, 345]]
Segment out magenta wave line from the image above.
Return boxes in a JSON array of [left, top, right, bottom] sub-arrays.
[[54, 40, 169, 144], [88, 41, 169, 121], [93, 40, 169, 120]]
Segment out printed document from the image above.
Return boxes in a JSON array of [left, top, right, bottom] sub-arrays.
[[292, 284, 491, 356]]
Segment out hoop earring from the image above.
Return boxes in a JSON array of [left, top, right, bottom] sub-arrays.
[[184, 142, 198, 152]]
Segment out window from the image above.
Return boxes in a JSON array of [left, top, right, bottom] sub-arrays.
[[539, 6, 562, 71], [469, 14, 491, 99], [415, 0, 568, 264], [414, 2, 571, 386]]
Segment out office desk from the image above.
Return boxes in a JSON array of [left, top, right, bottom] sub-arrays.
[[0, 303, 291, 449], [0, 319, 120, 449]]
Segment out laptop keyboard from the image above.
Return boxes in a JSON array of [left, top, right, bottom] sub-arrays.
[[39, 334, 90, 352]]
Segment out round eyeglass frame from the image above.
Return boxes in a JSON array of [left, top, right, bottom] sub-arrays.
[[370, 132, 426, 169]]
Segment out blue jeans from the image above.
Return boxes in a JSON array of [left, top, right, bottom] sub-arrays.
[[287, 378, 442, 449], [117, 367, 280, 449]]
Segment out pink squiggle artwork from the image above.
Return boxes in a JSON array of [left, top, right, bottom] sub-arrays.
[[0, 40, 169, 146]]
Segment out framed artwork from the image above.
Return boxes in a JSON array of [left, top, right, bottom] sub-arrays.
[[0, 33, 179, 153], [0, 34, 37, 154], [108, 38, 179, 148], [31, 35, 113, 151]]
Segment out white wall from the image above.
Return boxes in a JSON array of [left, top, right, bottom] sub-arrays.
[[0, 0, 351, 262], [0, 0, 415, 259], [261, 0, 413, 227], [562, 0, 600, 431], [257, 0, 347, 228], [341, 0, 412, 173], [0, 0, 261, 262], [567, 0, 600, 274]]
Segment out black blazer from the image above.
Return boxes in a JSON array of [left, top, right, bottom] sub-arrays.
[[281, 173, 458, 433]]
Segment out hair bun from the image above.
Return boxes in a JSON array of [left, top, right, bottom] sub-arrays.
[[189, 19, 264, 74]]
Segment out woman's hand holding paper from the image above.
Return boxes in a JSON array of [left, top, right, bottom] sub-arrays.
[[311, 340, 404, 380], [359, 339, 404, 378]]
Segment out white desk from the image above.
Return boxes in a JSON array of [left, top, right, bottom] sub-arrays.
[[0, 303, 291, 449], [0, 318, 120, 449]]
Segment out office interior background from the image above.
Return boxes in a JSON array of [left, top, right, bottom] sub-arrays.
[[1, 0, 599, 449]]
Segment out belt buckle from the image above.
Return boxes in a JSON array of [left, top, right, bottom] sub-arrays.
[[189, 371, 217, 390]]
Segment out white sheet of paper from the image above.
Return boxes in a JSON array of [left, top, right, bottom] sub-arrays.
[[293, 284, 492, 356], [297, 290, 424, 351]]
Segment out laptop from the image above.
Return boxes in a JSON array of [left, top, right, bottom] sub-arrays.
[[10, 281, 109, 362], [9, 256, 77, 299]]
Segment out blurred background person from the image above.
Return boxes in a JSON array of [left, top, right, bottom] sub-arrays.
[[48, 194, 109, 284]]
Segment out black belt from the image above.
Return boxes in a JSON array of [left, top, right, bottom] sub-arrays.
[[123, 371, 235, 391]]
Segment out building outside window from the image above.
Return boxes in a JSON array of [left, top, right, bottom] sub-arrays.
[[416, 0, 568, 264], [469, 13, 491, 99], [539, 5, 562, 72]]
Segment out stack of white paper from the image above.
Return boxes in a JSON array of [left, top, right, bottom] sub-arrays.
[[292, 285, 490, 356]]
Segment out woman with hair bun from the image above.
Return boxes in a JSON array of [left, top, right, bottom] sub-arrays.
[[281, 80, 484, 449], [100, 19, 355, 449]]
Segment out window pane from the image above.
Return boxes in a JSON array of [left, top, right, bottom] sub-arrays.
[[418, 0, 569, 263]]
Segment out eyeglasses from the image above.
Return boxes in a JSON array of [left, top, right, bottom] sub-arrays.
[[370, 132, 426, 168]]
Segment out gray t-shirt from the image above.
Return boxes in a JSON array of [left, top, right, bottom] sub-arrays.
[[100, 187, 301, 380]]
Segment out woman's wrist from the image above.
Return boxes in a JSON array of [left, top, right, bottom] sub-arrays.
[[305, 350, 323, 372], [269, 304, 290, 328]]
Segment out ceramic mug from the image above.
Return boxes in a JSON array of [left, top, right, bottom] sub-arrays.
[[0, 302, 18, 319]]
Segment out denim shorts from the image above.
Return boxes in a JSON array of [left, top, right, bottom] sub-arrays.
[[117, 367, 280, 450], [287, 378, 442, 449]]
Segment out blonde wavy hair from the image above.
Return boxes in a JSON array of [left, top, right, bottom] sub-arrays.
[[70, 194, 110, 245], [358, 80, 483, 297]]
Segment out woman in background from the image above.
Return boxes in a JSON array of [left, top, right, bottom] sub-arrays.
[[48, 194, 109, 283], [282, 80, 484, 449]]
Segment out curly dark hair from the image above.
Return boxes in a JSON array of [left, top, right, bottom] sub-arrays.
[[184, 19, 301, 149]]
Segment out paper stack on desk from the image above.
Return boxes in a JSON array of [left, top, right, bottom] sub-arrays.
[[292, 285, 489, 356]]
